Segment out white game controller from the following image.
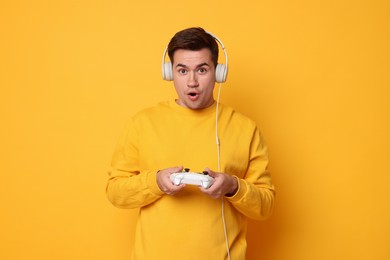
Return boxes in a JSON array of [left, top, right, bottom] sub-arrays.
[[170, 169, 215, 189]]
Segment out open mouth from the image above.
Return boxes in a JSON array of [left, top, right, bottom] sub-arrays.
[[187, 92, 200, 101]]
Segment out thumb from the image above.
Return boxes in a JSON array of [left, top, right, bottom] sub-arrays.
[[172, 166, 184, 173], [203, 167, 217, 177]]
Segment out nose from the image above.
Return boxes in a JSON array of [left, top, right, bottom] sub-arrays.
[[187, 71, 199, 88]]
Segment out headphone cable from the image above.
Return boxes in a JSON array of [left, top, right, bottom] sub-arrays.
[[215, 83, 231, 260]]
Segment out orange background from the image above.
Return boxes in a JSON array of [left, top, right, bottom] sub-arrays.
[[1, 1, 389, 259]]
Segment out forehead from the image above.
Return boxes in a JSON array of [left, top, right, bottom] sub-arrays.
[[172, 48, 214, 66]]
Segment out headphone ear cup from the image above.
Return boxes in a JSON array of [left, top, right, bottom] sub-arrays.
[[215, 64, 227, 83], [162, 62, 173, 81]]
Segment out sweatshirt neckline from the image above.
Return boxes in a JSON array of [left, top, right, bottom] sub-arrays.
[[168, 100, 218, 116]]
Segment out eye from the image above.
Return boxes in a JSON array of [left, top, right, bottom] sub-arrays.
[[178, 68, 187, 75], [197, 67, 208, 74]]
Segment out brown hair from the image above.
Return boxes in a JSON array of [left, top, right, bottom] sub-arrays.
[[167, 27, 219, 67]]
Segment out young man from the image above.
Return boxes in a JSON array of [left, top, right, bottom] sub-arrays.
[[106, 27, 275, 260]]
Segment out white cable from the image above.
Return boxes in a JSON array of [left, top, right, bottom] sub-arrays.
[[215, 83, 231, 260], [222, 198, 230, 260], [215, 83, 222, 170]]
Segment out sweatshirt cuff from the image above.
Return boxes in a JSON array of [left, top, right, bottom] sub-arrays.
[[225, 177, 247, 202], [146, 170, 165, 196]]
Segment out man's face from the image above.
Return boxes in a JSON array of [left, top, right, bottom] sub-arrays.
[[172, 48, 216, 110]]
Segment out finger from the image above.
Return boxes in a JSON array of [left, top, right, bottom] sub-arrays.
[[171, 165, 184, 174], [203, 167, 216, 177], [167, 184, 186, 195]]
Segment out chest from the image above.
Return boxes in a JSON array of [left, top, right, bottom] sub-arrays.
[[136, 113, 252, 177]]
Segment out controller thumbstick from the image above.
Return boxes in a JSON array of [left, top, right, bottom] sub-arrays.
[[184, 168, 190, 172], [202, 171, 209, 175]]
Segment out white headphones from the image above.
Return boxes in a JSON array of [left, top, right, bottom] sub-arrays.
[[162, 31, 229, 83]]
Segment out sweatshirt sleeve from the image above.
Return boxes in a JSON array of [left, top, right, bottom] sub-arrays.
[[225, 126, 275, 221], [106, 118, 165, 209]]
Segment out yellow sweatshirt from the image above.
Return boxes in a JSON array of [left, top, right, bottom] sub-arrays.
[[107, 100, 274, 260]]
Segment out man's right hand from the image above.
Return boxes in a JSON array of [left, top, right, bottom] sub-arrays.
[[156, 166, 186, 195]]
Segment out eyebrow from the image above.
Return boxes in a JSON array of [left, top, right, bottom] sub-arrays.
[[175, 62, 210, 68]]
